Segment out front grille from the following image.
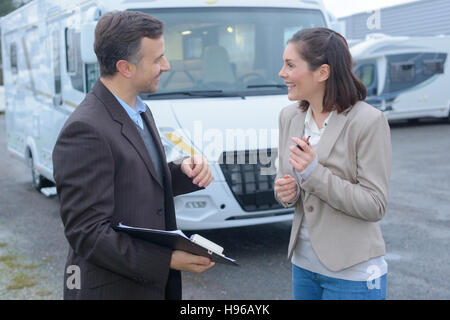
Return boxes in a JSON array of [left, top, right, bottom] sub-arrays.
[[219, 149, 284, 212]]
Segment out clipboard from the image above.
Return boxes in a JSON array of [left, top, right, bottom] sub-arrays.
[[114, 223, 238, 266]]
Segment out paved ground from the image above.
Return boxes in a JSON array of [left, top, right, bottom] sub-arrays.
[[0, 115, 65, 299], [0, 113, 449, 300]]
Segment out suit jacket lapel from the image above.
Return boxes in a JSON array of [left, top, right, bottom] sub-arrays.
[[121, 120, 164, 188], [292, 108, 306, 143], [142, 108, 179, 231], [315, 108, 351, 163], [291, 105, 351, 164], [92, 80, 164, 189], [141, 108, 171, 182]]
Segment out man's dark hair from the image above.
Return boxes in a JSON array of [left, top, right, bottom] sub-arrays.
[[94, 11, 164, 77], [288, 27, 366, 113]]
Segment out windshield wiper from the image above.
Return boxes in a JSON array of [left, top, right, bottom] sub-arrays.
[[246, 84, 287, 89], [142, 90, 248, 99], [142, 90, 226, 98]]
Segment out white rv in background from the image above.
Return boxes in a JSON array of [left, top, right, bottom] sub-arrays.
[[1, 0, 331, 230], [351, 34, 450, 122]]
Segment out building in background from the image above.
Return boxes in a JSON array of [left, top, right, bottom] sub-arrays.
[[340, 0, 450, 40]]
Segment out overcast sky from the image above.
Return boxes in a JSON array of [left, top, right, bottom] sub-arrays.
[[322, 0, 421, 18]]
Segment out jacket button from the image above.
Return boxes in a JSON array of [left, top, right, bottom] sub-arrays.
[[310, 188, 315, 193], [157, 208, 163, 216], [307, 206, 314, 212]]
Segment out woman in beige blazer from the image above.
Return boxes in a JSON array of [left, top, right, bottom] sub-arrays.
[[275, 28, 392, 300]]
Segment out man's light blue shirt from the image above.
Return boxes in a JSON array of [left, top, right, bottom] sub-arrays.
[[113, 94, 165, 184], [113, 94, 147, 130]]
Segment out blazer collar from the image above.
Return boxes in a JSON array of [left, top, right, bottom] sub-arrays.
[[293, 104, 352, 163], [91, 80, 134, 125], [91, 79, 164, 189], [315, 110, 349, 163]]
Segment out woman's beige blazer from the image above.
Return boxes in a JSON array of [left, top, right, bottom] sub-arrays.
[[275, 101, 392, 272]]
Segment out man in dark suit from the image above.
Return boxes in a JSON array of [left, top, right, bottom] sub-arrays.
[[52, 11, 215, 300]]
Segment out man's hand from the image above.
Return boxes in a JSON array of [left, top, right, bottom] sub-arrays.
[[170, 250, 215, 274], [274, 175, 298, 203], [181, 155, 213, 188]]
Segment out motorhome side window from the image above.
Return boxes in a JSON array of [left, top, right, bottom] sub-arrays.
[[52, 30, 61, 96], [10, 43, 18, 75], [386, 53, 447, 93], [423, 59, 445, 75], [85, 63, 100, 93], [390, 62, 415, 82], [65, 28, 84, 92]]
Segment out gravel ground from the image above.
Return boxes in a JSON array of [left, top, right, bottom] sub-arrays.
[[0, 222, 61, 299], [0, 114, 65, 300]]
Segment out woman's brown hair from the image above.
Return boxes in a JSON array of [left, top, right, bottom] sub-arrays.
[[288, 27, 366, 113]]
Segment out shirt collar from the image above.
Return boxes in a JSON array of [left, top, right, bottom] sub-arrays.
[[304, 107, 333, 132], [134, 96, 147, 114], [114, 94, 147, 116], [113, 94, 148, 130]]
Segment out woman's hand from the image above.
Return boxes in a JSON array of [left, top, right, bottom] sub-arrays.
[[289, 137, 316, 173], [274, 175, 298, 203]]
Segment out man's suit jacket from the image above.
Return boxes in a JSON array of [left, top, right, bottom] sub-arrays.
[[52, 80, 202, 299], [275, 101, 392, 272]]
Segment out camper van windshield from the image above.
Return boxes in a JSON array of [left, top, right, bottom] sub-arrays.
[[354, 62, 378, 96], [136, 7, 326, 99]]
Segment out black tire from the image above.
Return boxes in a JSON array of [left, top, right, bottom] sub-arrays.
[[27, 152, 54, 191]]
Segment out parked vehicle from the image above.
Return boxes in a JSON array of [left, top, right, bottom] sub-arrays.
[[1, 0, 330, 229], [351, 33, 450, 122]]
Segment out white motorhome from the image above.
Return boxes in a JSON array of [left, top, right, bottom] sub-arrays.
[[1, 0, 330, 230], [351, 34, 450, 122]]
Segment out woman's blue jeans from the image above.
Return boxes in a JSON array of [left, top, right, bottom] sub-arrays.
[[292, 264, 387, 300]]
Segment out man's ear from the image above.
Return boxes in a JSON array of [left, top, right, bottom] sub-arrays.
[[116, 60, 135, 79], [317, 64, 330, 83]]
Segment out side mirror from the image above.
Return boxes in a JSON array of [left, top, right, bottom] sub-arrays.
[[80, 7, 101, 64], [80, 21, 97, 64]]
